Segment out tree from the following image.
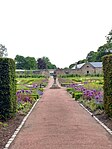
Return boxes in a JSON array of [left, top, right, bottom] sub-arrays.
[[77, 59, 87, 64], [15, 55, 37, 70], [15, 55, 26, 69], [86, 51, 97, 62], [37, 57, 57, 69], [0, 44, 8, 57], [37, 58, 47, 69], [106, 29, 112, 43], [69, 63, 76, 69], [42, 57, 56, 69], [85, 29, 112, 62], [24, 57, 37, 70]]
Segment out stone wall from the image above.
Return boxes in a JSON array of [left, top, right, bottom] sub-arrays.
[[16, 65, 103, 76]]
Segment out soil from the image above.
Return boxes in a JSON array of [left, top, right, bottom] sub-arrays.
[[0, 113, 25, 149], [95, 112, 112, 131], [0, 109, 112, 149]]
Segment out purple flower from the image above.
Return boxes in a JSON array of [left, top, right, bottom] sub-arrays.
[[84, 81, 88, 84], [95, 95, 99, 100], [25, 90, 31, 94], [17, 98, 21, 103], [37, 90, 43, 95], [21, 90, 24, 93], [16, 90, 21, 95], [24, 96, 31, 102]]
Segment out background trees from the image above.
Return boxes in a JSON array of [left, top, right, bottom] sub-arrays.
[[37, 57, 56, 69], [0, 44, 8, 57], [15, 55, 37, 70], [69, 29, 112, 67], [37, 58, 47, 69], [15, 55, 57, 70]]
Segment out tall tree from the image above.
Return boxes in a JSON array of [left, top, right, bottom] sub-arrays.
[[42, 57, 56, 69], [69, 63, 76, 69], [24, 56, 37, 70], [37, 58, 47, 69], [106, 29, 112, 43], [15, 55, 37, 70], [37, 57, 57, 69], [0, 44, 8, 57], [86, 51, 97, 62], [15, 55, 26, 69]]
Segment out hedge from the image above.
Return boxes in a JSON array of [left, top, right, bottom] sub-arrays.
[[103, 54, 112, 117], [0, 58, 16, 119]]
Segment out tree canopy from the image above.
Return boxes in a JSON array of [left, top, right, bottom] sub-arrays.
[[15, 55, 57, 70], [69, 29, 112, 67], [37, 57, 57, 69], [0, 44, 8, 57], [15, 55, 37, 70]]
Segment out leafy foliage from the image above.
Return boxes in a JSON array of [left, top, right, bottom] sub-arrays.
[[69, 63, 76, 69], [0, 58, 16, 120], [69, 29, 112, 66], [37, 57, 56, 69], [0, 44, 8, 57], [103, 54, 112, 117], [15, 55, 37, 70], [37, 58, 47, 69]]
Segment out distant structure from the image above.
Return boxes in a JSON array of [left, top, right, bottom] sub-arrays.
[[56, 62, 103, 75], [16, 62, 103, 76], [72, 62, 102, 75]]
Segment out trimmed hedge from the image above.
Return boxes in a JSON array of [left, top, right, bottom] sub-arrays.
[[103, 54, 112, 117], [0, 58, 16, 119]]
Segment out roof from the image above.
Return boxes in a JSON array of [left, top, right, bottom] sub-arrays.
[[72, 62, 102, 69], [89, 62, 102, 68], [77, 63, 85, 69], [72, 63, 85, 69]]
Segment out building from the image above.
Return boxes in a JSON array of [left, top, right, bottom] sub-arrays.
[[72, 62, 102, 75]]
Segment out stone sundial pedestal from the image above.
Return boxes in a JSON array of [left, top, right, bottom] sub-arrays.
[[50, 71, 60, 89]]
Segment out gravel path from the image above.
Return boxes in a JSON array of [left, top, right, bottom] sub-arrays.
[[9, 78, 112, 149]]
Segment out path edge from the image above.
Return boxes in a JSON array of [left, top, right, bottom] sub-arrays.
[[4, 98, 40, 149], [78, 101, 112, 136]]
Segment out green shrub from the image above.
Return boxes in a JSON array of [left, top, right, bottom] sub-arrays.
[[103, 54, 112, 117], [74, 92, 82, 100], [59, 74, 81, 78], [66, 88, 75, 95], [31, 94, 39, 99], [0, 58, 16, 120], [61, 83, 71, 87], [38, 88, 44, 92], [66, 88, 74, 92]]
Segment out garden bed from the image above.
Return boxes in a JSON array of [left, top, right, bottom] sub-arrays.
[[94, 111, 112, 131], [80, 103, 112, 131], [0, 113, 24, 149]]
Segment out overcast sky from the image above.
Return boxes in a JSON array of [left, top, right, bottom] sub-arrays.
[[0, 0, 112, 68]]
